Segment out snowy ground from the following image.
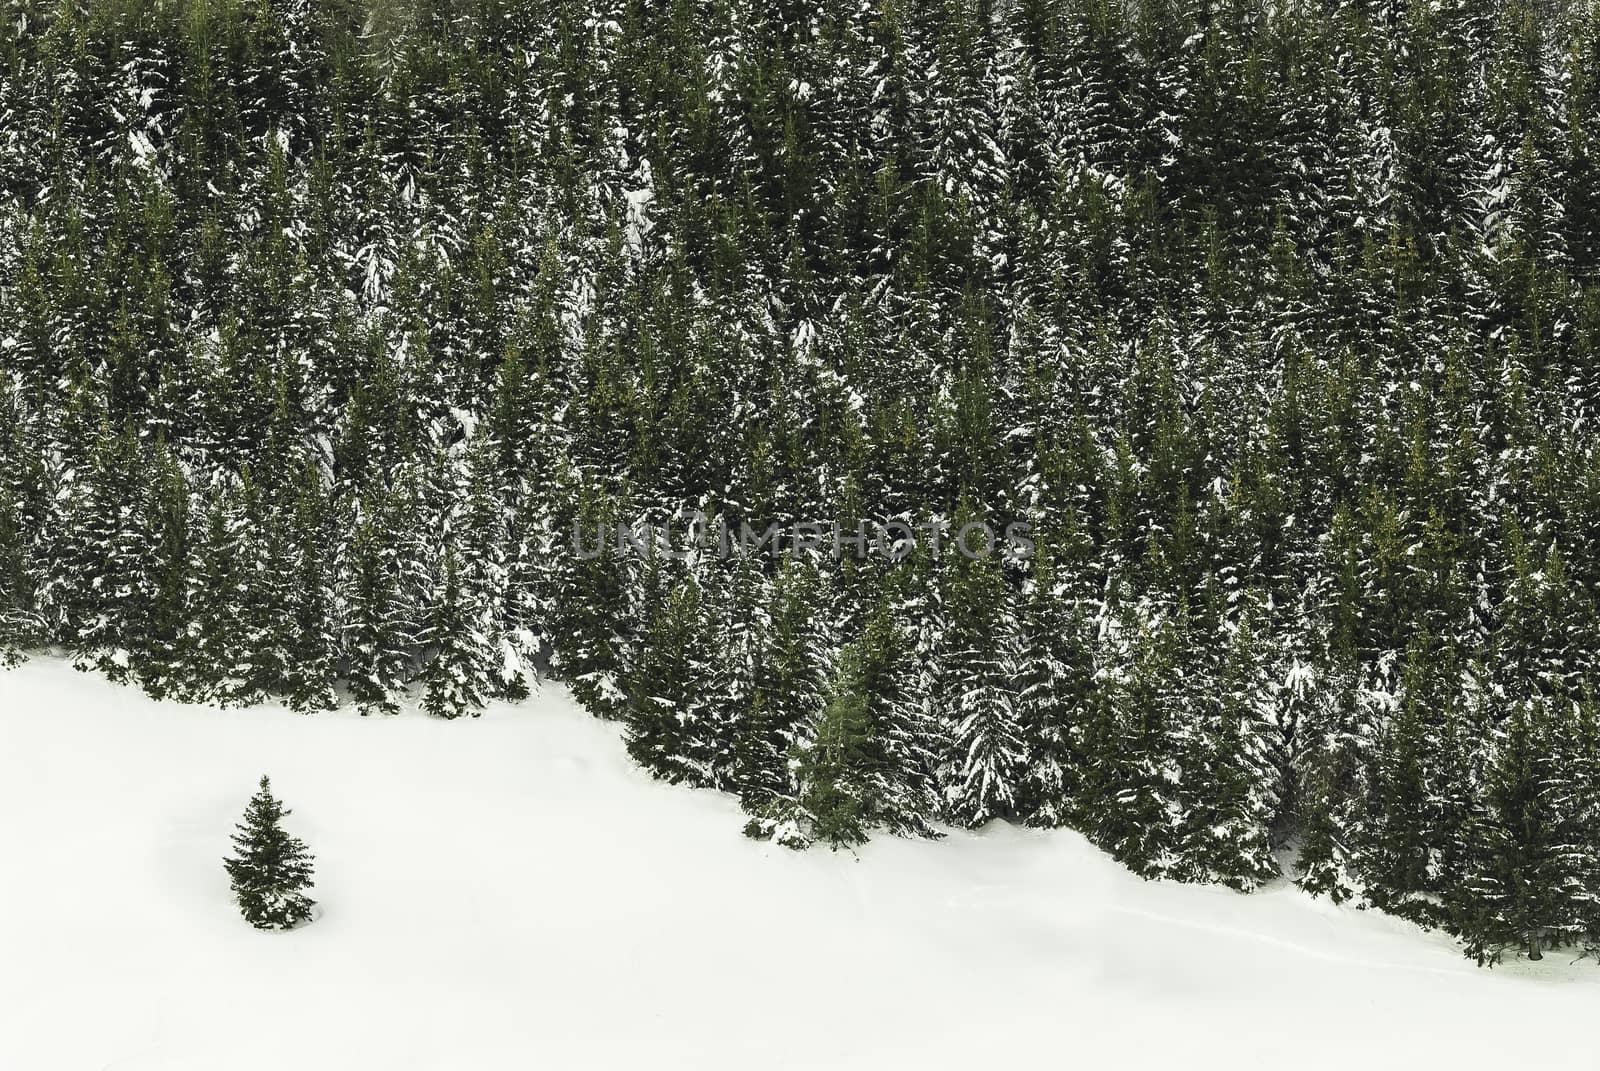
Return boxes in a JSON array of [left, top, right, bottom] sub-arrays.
[[2, 657, 1597, 1071]]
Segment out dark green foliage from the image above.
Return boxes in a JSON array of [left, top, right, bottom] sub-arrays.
[[340, 489, 411, 716], [938, 534, 1024, 828], [785, 643, 878, 851], [735, 555, 826, 813], [223, 776, 316, 931], [622, 555, 714, 778], [1452, 697, 1600, 964], [1356, 645, 1442, 926], [1014, 544, 1092, 828], [1171, 606, 1282, 891], [4, 0, 1600, 963], [416, 545, 494, 720], [0, 376, 38, 665]]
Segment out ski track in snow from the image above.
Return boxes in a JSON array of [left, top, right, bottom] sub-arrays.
[[2, 656, 1598, 1071]]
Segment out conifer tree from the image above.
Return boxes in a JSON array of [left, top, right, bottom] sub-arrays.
[[281, 457, 338, 712], [0, 375, 35, 666], [1080, 594, 1182, 878], [1014, 541, 1093, 827], [855, 572, 942, 837], [128, 444, 192, 698], [938, 536, 1025, 828], [1458, 698, 1563, 962], [784, 641, 877, 850], [736, 555, 826, 814], [223, 776, 316, 931], [1293, 658, 1365, 903], [415, 545, 494, 719], [341, 490, 411, 716], [1357, 643, 1442, 926], [1173, 605, 1282, 890], [622, 555, 721, 782]]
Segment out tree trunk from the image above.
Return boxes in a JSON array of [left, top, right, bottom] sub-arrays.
[[1528, 934, 1543, 961]]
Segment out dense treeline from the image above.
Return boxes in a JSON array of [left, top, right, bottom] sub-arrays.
[[3, 0, 1600, 963]]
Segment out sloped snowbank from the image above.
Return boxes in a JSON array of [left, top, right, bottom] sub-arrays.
[[1, 657, 1594, 1070]]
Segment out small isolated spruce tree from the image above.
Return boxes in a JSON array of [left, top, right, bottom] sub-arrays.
[[224, 776, 316, 930]]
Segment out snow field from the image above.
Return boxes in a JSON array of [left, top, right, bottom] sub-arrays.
[[2, 657, 1596, 1071]]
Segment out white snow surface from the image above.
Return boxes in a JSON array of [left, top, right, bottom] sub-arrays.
[[2, 657, 1597, 1071]]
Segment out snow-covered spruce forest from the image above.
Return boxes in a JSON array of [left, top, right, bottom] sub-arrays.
[[2, 0, 1600, 965]]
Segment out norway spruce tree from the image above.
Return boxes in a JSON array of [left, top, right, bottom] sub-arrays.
[[416, 545, 496, 720], [223, 776, 316, 931], [938, 537, 1025, 828], [786, 642, 877, 850]]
